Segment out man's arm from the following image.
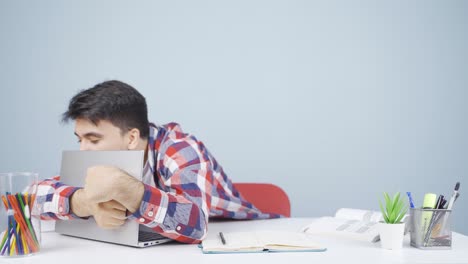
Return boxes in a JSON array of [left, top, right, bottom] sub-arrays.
[[127, 169, 210, 244], [83, 164, 210, 244], [70, 189, 90, 217], [36, 177, 128, 229], [126, 142, 213, 244]]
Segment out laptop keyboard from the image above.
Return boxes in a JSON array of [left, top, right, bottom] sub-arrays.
[[139, 231, 166, 242]]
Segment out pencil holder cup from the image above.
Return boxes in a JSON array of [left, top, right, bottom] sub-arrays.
[[409, 208, 452, 250], [0, 172, 41, 257]]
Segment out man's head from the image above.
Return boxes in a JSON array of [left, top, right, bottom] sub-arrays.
[[62, 80, 149, 151]]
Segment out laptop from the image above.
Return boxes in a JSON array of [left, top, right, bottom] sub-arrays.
[[55, 150, 173, 247]]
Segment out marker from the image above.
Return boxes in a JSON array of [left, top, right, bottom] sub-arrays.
[[421, 193, 437, 240], [422, 193, 437, 209], [406, 192, 415, 208]]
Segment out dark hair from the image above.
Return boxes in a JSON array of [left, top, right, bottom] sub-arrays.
[[62, 80, 149, 139]]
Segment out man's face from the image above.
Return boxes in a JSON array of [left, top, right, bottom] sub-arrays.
[[74, 118, 129, 151]]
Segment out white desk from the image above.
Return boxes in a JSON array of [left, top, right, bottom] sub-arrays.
[[4, 218, 468, 264]]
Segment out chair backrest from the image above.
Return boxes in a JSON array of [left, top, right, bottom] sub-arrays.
[[233, 183, 291, 217]]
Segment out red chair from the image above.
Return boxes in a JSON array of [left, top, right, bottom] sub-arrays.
[[233, 183, 291, 217]]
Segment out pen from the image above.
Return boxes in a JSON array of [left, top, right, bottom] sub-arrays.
[[434, 195, 443, 210], [219, 232, 226, 245], [438, 182, 461, 237], [446, 182, 460, 210], [439, 197, 447, 209], [406, 192, 415, 208]]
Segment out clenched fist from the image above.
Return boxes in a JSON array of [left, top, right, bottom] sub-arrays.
[[90, 200, 127, 229], [84, 165, 145, 213], [70, 165, 145, 227], [70, 189, 127, 228]]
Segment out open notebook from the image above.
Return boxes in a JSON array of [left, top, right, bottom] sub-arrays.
[[300, 208, 412, 243], [200, 231, 326, 254], [301, 208, 382, 242]]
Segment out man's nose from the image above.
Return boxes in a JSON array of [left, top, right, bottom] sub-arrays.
[[80, 143, 90, 151]]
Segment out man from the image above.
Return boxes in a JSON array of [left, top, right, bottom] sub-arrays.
[[36, 80, 279, 244]]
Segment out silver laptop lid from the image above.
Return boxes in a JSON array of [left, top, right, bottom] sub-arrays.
[[55, 150, 144, 247]]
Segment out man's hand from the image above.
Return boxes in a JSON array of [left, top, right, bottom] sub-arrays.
[[70, 189, 127, 229], [89, 200, 127, 229], [84, 165, 145, 214], [70, 188, 91, 217]]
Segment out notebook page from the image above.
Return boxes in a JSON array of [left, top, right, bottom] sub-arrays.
[[202, 231, 263, 251], [256, 231, 323, 249]]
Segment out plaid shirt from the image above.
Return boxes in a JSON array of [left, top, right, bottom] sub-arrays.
[[36, 123, 280, 243]]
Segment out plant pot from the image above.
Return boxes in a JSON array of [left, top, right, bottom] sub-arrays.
[[378, 222, 405, 250]]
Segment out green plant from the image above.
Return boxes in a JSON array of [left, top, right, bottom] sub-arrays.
[[379, 192, 408, 224]]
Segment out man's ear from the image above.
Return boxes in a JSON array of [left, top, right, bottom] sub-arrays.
[[126, 128, 141, 150]]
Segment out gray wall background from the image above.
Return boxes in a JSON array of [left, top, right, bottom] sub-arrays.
[[1, 1, 467, 234]]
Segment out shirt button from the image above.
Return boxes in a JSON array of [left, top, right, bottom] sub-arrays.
[[147, 211, 154, 217], [139, 218, 145, 223], [176, 225, 181, 231]]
